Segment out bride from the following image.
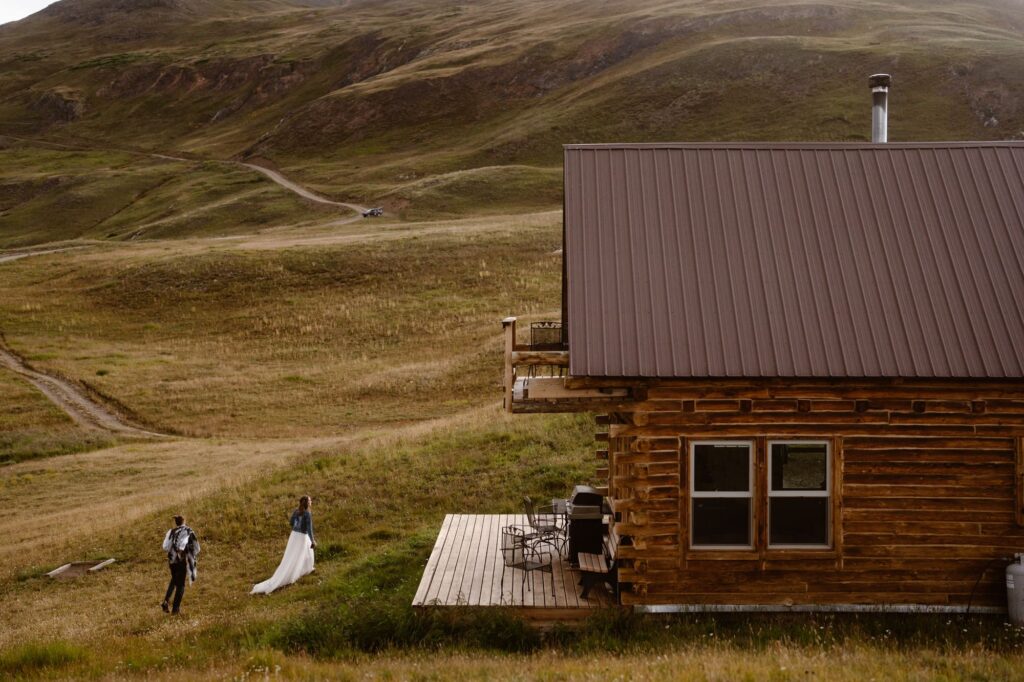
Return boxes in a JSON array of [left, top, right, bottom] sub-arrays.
[[251, 495, 317, 595]]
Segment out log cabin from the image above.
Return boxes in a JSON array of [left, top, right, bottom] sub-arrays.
[[501, 133, 1024, 613]]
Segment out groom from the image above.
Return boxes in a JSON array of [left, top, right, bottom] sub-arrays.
[[161, 515, 200, 615]]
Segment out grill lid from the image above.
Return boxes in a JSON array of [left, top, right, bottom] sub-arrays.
[[566, 502, 603, 519], [571, 484, 603, 507]]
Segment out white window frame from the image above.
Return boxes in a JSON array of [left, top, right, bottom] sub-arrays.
[[689, 440, 754, 550], [767, 440, 831, 549]]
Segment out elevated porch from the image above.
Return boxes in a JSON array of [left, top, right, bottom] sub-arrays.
[[502, 317, 631, 413]]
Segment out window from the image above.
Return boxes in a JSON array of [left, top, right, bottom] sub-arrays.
[[690, 441, 753, 548], [768, 441, 830, 547]]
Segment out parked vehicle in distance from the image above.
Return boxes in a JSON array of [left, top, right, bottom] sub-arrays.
[[362, 207, 384, 217]]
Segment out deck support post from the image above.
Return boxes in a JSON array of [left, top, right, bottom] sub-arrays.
[[503, 317, 517, 413]]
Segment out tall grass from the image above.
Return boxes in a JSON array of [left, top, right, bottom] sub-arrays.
[[0, 371, 114, 463], [0, 642, 86, 677], [0, 214, 562, 440]]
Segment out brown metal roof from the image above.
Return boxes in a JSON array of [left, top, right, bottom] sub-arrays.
[[564, 142, 1024, 378]]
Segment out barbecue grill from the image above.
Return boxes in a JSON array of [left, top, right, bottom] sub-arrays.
[[566, 485, 607, 565]]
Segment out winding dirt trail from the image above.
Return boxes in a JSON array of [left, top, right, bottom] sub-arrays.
[[0, 136, 376, 433], [141, 153, 370, 223], [0, 135, 370, 221], [239, 162, 368, 220], [0, 247, 79, 264], [0, 343, 164, 438], [0, 247, 162, 436]]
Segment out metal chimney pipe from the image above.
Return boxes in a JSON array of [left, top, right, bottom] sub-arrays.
[[870, 73, 891, 143]]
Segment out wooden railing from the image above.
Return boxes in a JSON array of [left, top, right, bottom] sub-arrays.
[[503, 317, 627, 412], [503, 317, 570, 411]]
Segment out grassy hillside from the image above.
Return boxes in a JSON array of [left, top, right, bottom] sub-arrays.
[[1, 208, 1021, 680], [1, 404, 1022, 679], [0, 211, 560, 437], [0, 370, 113, 463], [2, 0, 1024, 237], [0, 138, 344, 247], [2, 2, 1024, 678]]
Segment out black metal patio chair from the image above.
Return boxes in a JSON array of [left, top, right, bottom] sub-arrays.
[[500, 525, 555, 598], [522, 496, 567, 556]]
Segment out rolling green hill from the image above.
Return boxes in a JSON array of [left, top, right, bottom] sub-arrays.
[[1, 0, 1023, 240], [3, 3, 1024, 678]]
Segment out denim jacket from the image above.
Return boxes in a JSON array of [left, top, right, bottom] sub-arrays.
[[290, 510, 314, 542]]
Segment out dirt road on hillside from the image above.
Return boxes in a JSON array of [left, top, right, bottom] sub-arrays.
[[0, 247, 79, 263], [239, 162, 368, 217], [0, 247, 163, 436], [0, 137, 371, 431], [0, 135, 370, 223], [0, 344, 164, 437]]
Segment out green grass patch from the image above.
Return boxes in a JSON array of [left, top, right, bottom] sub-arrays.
[[0, 146, 339, 247], [0, 642, 87, 677]]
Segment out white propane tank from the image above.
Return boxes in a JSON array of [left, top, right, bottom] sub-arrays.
[[1009, 554, 1024, 626]]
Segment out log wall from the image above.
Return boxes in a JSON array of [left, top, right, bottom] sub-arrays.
[[597, 379, 1024, 609]]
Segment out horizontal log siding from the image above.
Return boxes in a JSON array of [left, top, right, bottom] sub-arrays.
[[599, 380, 1024, 609]]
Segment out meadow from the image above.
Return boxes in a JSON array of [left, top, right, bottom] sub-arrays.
[[0, 207, 562, 438], [1, 203, 1023, 679], [0, 369, 113, 463], [2, 0, 1024, 677], [2, 405, 1022, 680]]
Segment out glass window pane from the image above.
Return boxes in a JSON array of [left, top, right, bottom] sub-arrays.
[[769, 498, 829, 545], [693, 444, 750, 492], [771, 443, 827, 491], [692, 498, 750, 546]]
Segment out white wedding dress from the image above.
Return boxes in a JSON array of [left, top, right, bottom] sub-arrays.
[[251, 530, 315, 594]]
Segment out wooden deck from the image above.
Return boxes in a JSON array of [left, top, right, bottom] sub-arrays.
[[413, 514, 614, 617]]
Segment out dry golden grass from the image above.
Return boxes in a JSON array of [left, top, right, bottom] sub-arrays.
[[0, 211, 562, 439], [0, 405, 477, 632], [0, 370, 113, 463], [2, 212, 1022, 679], [199, 647, 1024, 681], [0, 407, 596, 660], [0, 211, 571, 678]]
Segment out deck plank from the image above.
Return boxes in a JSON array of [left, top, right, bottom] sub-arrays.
[[461, 514, 486, 606], [552, 545, 573, 608], [436, 514, 470, 606], [450, 514, 478, 606], [493, 514, 506, 606], [475, 514, 495, 604], [500, 514, 516, 606], [412, 514, 452, 606], [477, 513, 498, 607], [427, 514, 454, 605], [448, 514, 475, 606], [466, 514, 485, 606], [500, 514, 515, 606]]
